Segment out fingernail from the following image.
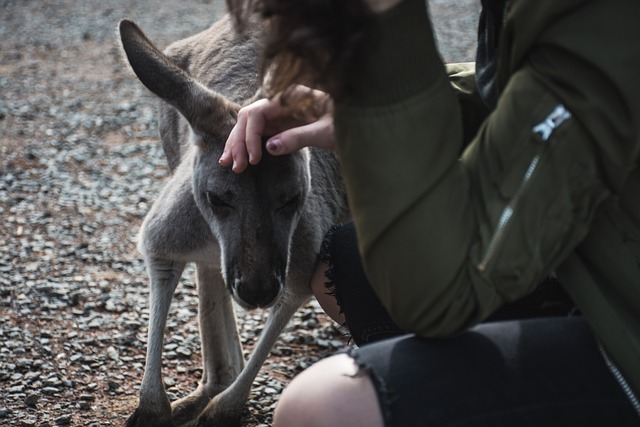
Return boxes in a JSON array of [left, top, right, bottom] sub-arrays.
[[266, 138, 281, 153]]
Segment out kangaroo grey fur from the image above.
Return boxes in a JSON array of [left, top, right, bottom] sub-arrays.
[[118, 15, 348, 427]]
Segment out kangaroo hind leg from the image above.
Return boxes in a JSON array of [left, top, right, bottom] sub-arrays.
[[127, 258, 185, 427], [171, 262, 244, 427]]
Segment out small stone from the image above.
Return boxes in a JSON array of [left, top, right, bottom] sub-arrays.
[[304, 319, 318, 329], [24, 393, 38, 407], [20, 416, 37, 427], [176, 346, 192, 357], [8, 384, 25, 393], [106, 346, 119, 361], [43, 376, 62, 387], [54, 414, 72, 425]]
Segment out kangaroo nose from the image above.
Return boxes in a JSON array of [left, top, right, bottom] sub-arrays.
[[235, 277, 281, 309]]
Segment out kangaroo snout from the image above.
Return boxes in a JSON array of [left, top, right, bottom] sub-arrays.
[[220, 218, 292, 310], [232, 273, 283, 309]]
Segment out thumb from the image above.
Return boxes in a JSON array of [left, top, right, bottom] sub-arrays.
[[265, 116, 335, 155]]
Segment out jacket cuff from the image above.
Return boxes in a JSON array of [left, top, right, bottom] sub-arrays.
[[342, 0, 445, 106]]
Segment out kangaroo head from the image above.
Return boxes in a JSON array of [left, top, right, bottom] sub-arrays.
[[192, 138, 310, 309], [119, 19, 311, 309]]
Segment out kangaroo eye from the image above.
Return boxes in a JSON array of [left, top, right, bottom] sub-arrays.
[[206, 192, 233, 209], [278, 194, 301, 212]]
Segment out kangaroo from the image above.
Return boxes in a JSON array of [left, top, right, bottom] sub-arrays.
[[118, 15, 348, 427]]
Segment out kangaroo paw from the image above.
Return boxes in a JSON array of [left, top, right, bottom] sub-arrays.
[[195, 411, 242, 427], [193, 392, 243, 427], [171, 388, 215, 427], [125, 406, 175, 427]]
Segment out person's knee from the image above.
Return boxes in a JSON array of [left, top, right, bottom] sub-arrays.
[[273, 354, 384, 427], [310, 261, 328, 299]]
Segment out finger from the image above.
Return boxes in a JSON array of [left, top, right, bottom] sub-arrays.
[[244, 107, 266, 166], [231, 131, 250, 173], [220, 118, 244, 167], [266, 116, 335, 155], [230, 112, 250, 173], [220, 111, 250, 172]]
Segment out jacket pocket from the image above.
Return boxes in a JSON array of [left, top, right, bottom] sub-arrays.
[[478, 104, 572, 274]]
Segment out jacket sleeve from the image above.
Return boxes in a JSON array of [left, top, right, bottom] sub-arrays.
[[334, 0, 503, 337]]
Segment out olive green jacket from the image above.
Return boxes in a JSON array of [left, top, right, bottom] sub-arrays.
[[334, 0, 640, 396]]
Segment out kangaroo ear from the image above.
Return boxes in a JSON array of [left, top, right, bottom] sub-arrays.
[[118, 19, 239, 136]]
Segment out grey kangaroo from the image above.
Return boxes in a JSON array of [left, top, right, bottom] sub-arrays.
[[118, 14, 348, 427]]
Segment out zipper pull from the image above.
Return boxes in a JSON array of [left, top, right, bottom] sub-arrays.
[[532, 104, 572, 142]]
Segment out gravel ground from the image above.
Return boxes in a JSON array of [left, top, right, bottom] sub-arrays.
[[0, 1, 479, 426]]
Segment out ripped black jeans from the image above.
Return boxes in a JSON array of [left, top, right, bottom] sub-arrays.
[[320, 222, 639, 426]]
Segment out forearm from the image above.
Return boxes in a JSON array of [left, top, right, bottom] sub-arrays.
[[335, 0, 461, 246], [333, 0, 492, 335]]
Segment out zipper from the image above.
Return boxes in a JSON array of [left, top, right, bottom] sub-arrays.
[[596, 340, 640, 418], [477, 104, 571, 272]]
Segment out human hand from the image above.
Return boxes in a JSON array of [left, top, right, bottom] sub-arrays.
[[219, 86, 335, 173]]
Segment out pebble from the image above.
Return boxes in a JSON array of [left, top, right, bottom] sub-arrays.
[[20, 417, 38, 427], [24, 394, 38, 407], [55, 414, 72, 425]]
